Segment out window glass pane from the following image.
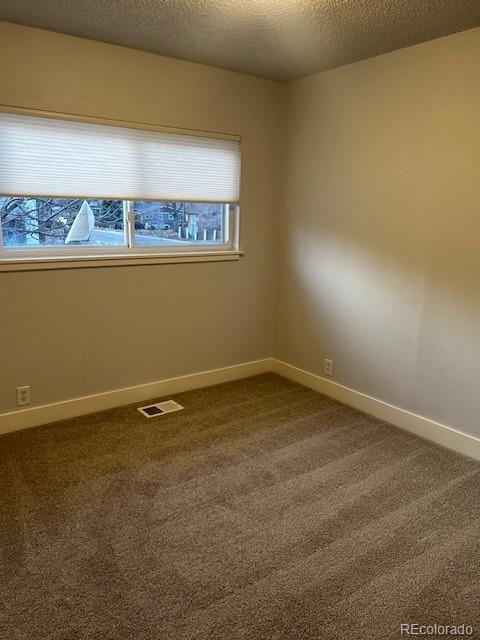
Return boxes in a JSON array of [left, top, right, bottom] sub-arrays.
[[134, 201, 226, 246], [0, 197, 126, 248]]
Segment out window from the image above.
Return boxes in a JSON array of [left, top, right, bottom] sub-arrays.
[[0, 109, 241, 268], [0, 197, 233, 251], [1, 197, 127, 248]]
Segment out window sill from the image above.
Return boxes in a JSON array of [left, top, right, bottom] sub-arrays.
[[0, 250, 243, 272]]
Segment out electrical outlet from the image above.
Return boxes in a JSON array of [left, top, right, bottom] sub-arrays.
[[324, 358, 334, 377], [16, 385, 31, 406]]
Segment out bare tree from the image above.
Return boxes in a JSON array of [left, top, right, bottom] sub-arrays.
[[159, 201, 185, 228], [0, 197, 124, 246]]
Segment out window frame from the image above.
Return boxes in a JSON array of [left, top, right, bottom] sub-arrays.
[[0, 105, 242, 270]]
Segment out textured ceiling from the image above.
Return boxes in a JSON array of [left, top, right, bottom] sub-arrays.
[[1, 0, 479, 81]]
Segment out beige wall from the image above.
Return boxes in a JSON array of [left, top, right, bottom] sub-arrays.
[[2, 22, 480, 441], [275, 28, 480, 438], [0, 22, 284, 412]]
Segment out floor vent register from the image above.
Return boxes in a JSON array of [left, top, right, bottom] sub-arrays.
[[137, 400, 184, 418]]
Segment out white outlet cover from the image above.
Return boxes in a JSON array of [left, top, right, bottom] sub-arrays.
[[137, 400, 184, 418], [324, 359, 334, 376], [16, 385, 31, 406]]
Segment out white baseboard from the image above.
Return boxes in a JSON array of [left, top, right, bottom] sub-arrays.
[[0, 358, 273, 436], [272, 359, 480, 461], [3, 355, 478, 462]]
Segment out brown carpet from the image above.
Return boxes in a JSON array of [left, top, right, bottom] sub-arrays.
[[1, 373, 479, 639]]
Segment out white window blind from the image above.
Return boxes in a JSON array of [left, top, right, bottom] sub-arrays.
[[0, 112, 241, 203]]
